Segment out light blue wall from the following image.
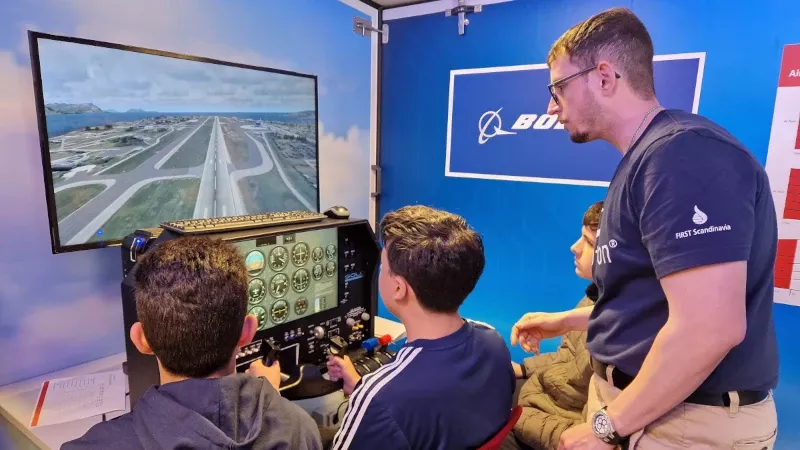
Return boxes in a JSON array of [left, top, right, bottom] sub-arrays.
[[380, 0, 800, 445], [0, 0, 372, 386]]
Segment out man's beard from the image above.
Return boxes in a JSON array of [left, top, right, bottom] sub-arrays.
[[568, 89, 601, 144], [570, 131, 591, 143]]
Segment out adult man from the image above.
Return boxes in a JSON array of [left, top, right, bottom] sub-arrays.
[[63, 237, 322, 450], [505, 201, 602, 450], [512, 8, 778, 449], [326, 205, 515, 449]]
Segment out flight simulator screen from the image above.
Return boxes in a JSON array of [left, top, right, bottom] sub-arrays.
[[30, 33, 320, 252], [234, 227, 339, 331]]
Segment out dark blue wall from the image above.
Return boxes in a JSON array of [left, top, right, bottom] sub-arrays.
[[380, 0, 800, 444]]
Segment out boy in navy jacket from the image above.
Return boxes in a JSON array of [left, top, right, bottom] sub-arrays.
[[63, 237, 321, 450], [326, 205, 515, 449]]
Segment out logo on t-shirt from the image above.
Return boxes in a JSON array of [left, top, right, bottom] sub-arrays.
[[596, 242, 613, 266], [676, 205, 732, 239], [692, 205, 708, 225], [595, 208, 614, 266]]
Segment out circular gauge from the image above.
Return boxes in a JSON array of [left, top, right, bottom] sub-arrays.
[[248, 279, 266, 303], [270, 300, 289, 324], [291, 242, 310, 266], [249, 306, 267, 329], [292, 269, 310, 293], [245, 250, 265, 276], [312, 264, 323, 281], [268, 246, 288, 272], [269, 273, 289, 298], [326, 261, 336, 277], [312, 247, 324, 263], [295, 298, 308, 315], [326, 244, 337, 261]]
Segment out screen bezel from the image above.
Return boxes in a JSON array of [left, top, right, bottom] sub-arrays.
[[27, 30, 321, 254]]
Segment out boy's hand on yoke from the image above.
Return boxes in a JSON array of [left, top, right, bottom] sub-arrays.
[[327, 355, 362, 396], [247, 359, 283, 391]]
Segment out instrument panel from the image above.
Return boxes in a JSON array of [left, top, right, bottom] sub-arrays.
[[232, 222, 379, 391], [235, 228, 339, 332]]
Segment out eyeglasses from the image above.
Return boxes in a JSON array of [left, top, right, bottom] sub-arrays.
[[547, 65, 620, 106]]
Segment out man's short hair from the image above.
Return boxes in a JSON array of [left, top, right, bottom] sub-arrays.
[[380, 205, 485, 313], [134, 236, 248, 378], [547, 8, 655, 99], [583, 201, 604, 231]]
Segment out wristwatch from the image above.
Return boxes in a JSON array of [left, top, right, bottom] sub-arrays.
[[591, 407, 624, 445]]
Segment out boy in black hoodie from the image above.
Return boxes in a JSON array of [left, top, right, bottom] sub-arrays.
[[62, 236, 322, 450]]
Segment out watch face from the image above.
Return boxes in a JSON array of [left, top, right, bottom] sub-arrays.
[[592, 412, 612, 436]]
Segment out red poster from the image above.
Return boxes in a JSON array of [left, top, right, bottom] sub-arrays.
[[779, 44, 800, 87]]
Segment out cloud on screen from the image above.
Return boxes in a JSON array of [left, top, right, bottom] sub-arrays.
[[36, 39, 316, 113]]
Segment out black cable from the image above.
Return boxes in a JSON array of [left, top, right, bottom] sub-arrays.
[[335, 400, 349, 424]]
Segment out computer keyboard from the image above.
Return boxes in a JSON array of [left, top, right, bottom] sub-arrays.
[[161, 210, 327, 234]]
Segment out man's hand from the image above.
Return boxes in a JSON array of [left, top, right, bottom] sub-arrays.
[[511, 307, 591, 354], [558, 423, 614, 450], [512, 362, 525, 379], [327, 355, 362, 396], [247, 359, 282, 391], [606, 262, 747, 437]]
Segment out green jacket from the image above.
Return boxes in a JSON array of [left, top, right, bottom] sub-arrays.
[[512, 291, 596, 450]]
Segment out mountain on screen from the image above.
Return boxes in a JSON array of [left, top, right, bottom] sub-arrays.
[[45, 103, 103, 114]]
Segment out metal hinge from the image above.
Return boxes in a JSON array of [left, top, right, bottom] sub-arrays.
[[353, 16, 388, 44], [371, 165, 381, 199], [445, 0, 482, 36]]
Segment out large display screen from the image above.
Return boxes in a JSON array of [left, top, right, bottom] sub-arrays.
[[29, 32, 320, 253], [234, 227, 339, 332]]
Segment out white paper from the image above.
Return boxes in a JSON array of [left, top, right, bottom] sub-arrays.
[[30, 370, 126, 428]]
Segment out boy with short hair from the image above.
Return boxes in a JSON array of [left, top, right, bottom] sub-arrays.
[[504, 201, 603, 450], [325, 205, 515, 449], [62, 237, 322, 450]]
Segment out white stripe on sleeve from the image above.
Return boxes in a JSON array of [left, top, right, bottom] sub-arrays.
[[331, 347, 412, 448], [333, 347, 423, 450]]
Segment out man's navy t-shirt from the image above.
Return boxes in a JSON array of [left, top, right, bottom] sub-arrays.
[[589, 109, 779, 393], [330, 320, 515, 449]]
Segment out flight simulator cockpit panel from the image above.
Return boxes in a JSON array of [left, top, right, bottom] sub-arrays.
[[120, 218, 380, 407]]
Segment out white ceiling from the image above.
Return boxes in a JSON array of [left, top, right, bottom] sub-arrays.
[[372, 0, 434, 6]]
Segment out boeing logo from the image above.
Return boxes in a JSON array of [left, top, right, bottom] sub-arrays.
[[478, 108, 516, 144], [477, 109, 565, 144]]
